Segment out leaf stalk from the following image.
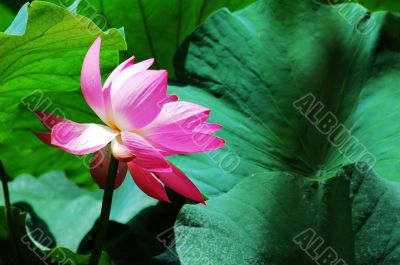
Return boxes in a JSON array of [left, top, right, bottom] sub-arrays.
[[0, 162, 21, 265]]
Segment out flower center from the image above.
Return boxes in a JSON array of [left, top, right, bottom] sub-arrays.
[[111, 134, 134, 162]]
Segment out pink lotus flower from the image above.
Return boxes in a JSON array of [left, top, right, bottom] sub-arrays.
[[33, 37, 225, 204]]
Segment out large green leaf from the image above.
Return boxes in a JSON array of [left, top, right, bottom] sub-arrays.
[[0, 1, 125, 184], [165, 164, 400, 265], [162, 0, 384, 197], [152, 0, 400, 263], [0, 171, 157, 251], [49, 0, 256, 77], [161, 0, 400, 194]]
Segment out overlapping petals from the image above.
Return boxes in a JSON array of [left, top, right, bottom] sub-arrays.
[[103, 56, 135, 89], [127, 162, 170, 202], [105, 58, 154, 93], [110, 70, 172, 130], [33, 36, 224, 204], [127, 162, 205, 204], [141, 102, 225, 156], [120, 131, 171, 172]]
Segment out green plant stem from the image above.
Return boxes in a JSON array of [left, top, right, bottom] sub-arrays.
[[0, 162, 21, 265], [89, 156, 119, 265]]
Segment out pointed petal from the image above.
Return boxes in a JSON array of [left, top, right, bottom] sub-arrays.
[[150, 134, 225, 156], [121, 131, 171, 172], [142, 102, 225, 155], [51, 122, 117, 155], [34, 111, 71, 130], [156, 164, 205, 204], [32, 131, 52, 145], [128, 162, 170, 202], [81, 37, 107, 123], [90, 145, 128, 189], [144, 101, 210, 131], [159, 94, 178, 106], [111, 70, 170, 130], [194, 123, 222, 134], [109, 58, 154, 94], [103, 56, 135, 89]]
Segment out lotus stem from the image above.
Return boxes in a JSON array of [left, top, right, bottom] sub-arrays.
[[89, 156, 119, 265]]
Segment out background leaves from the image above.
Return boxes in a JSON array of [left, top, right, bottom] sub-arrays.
[[164, 0, 379, 196], [171, 164, 400, 265], [0, 206, 114, 265], [48, 0, 257, 78], [152, 0, 400, 263], [319, 0, 400, 12], [0, 171, 157, 251], [0, 3, 14, 31]]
